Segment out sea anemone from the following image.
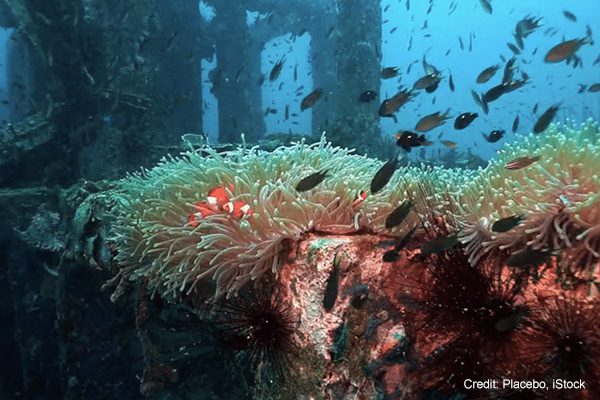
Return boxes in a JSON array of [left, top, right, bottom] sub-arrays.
[[107, 135, 469, 301], [455, 119, 600, 282]]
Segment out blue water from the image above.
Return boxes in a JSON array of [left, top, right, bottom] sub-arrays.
[[198, 0, 599, 160], [380, 0, 599, 160], [2, 1, 597, 157]]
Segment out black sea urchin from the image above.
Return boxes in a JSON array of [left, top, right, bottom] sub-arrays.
[[210, 288, 297, 383], [516, 295, 600, 396]]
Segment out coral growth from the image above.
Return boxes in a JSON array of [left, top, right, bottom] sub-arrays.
[[18, 204, 67, 252], [104, 120, 600, 398]]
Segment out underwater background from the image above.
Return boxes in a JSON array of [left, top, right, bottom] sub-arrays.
[[0, 0, 599, 399]]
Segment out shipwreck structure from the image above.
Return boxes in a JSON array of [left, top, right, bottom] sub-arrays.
[[0, 0, 383, 398]]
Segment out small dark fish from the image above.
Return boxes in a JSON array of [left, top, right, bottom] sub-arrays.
[[416, 111, 451, 132], [285, 105, 289, 120], [323, 254, 340, 311], [502, 57, 517, 84], [506, 249, 551, 268], [385, 200, 413, 229], [479, 0, 492, 14], [395, 131, 432, 152], [593, 53, 600, 66], [296, 169, 329, 191], [482, 129, 505, 143], [476, 65, 499, 84], [424, 81, 440, 93], [512, 115, 519, 133], [370, 159, 398, 194], [359, 90, 377, 102], [383, 249, 400, 262], [422, 56, 436, 75], [494, 307, 528, 332], [448, 74, 455, 92], [533, 104, 560, 133], [348, 284, 369, 309], [420, 235, 459, 255], [300, 88, 323, 111], [482, 83, 506, 103], [566, 54, 583, 69], [397, 293, 423, 312], [504, 155, 541, 170], [514, 33, 524, 50], [516, 16, 542, 39], [441, 140, 457, 149], [588, 83, 600, 93], [381, 66, 400, 79], [458, 36, 464, 50], [491, 214, 524, 232], [507, 42, 521, 54], [378, 89, 414, 117], [413, 73, 441, 90], [293, 64, 298, 81], [376, 239, 397, 249], [481, 100, 489, 115], [532, 103, 539, 114], [563, 10, 577, 22], [269, 57, 285, 81], [503, 76, 529, 93], [471, 90, 483, 106], [394, 226, 417, 252], [454, 112, 478, 129]]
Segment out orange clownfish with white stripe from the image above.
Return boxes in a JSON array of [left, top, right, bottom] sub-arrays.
[[187, 184, 253, 226], [351, 190, 368, 210], [206, 184, 235, 209], [187, 201, 217, 228], [223, 200, 253, 219]]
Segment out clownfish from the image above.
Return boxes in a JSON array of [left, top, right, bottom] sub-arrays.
[[187, 201, 218, 227], [351, 190, 368, 210], [206, 184, 235, 209], [223, 200, 253, 219]]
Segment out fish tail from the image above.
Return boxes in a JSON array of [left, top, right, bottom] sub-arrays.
[[583, 30, 594, 46]]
